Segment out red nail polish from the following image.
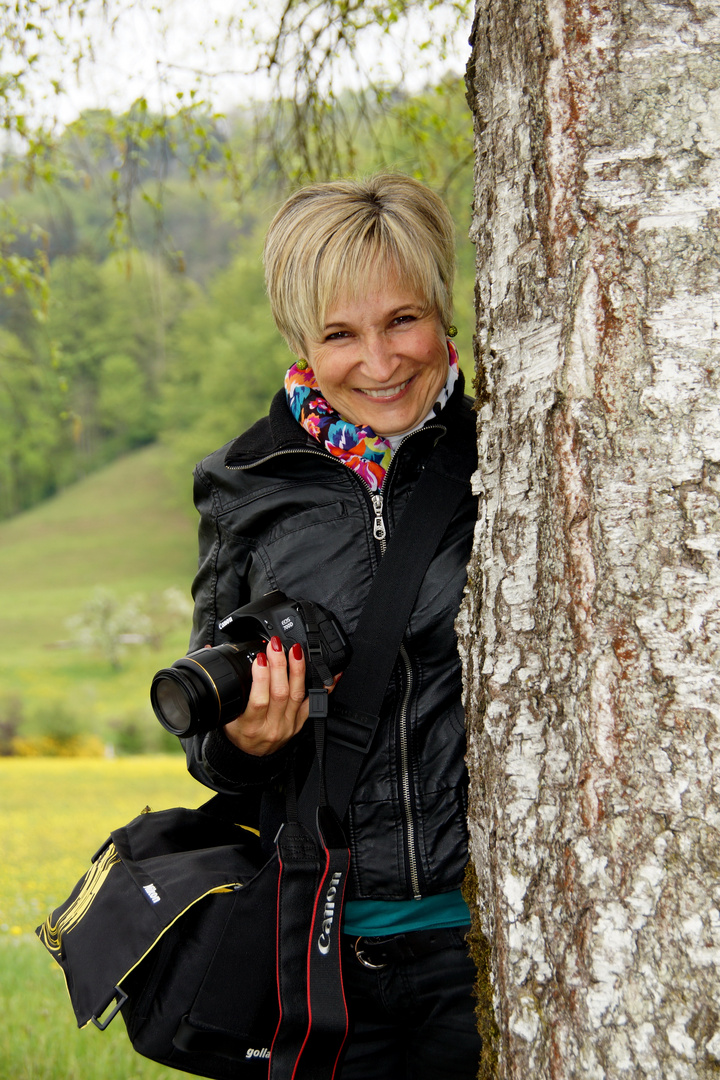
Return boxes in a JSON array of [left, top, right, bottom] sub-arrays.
[[270, 636, 282, 653], [256, 652, 267, 667], [292, 643, 303, 661]]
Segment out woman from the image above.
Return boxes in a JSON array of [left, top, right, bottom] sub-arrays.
[[185, 173, 480, 1078]]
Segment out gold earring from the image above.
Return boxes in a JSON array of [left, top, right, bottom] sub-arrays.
[[296, 359, 309, 371], [447, 325, 458, 338]]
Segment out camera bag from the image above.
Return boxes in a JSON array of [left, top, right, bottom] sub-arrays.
[[36, 438, 473, 1080], [38, 753, 350, 1080]]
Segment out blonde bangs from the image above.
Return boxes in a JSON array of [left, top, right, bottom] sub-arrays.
[[323, 232, 442, 315], [264, 174, 455, 355]]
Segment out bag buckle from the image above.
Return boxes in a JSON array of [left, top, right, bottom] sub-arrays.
[[308, 687, 329, 719], [91, 987, 128, 1030]]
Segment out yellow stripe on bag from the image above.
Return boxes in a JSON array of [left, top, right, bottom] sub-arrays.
[[237, 823, 260, 837], [38, 844, 122, 954]]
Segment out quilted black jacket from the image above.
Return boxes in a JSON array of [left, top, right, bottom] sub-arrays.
[[184, 379, 478, 902]]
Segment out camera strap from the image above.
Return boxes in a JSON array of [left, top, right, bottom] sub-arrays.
[[298, 438, 475, 826], [284, 440, 473, 1074]]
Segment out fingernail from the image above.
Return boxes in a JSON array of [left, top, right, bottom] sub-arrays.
[[256, 652, 268, 667], [270, 636, 283, 653], [292, 643, 303, 661]]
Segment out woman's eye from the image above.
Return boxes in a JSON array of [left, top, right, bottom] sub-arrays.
[[325, 330, 349, 341], [393, 314, 416, 326]]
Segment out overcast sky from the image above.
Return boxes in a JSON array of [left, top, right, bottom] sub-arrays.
[[20, 0, 471, 130]]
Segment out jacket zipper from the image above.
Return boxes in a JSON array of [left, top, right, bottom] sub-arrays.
[[371, 498, 421, 899], [370, 493, 386, 541], [228, 427, 445, 900], [349, 437, 435, 901]]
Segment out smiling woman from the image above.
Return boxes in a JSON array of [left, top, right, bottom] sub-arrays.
[[304, 277, 449, 435], [181, 173, 481, 1078]]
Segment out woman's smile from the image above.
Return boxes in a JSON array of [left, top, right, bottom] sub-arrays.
[[356, 376, 413, 401]]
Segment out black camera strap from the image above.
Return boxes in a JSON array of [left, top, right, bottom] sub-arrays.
[[298, 437, 475, 826], [273, 437, 472, 1076]]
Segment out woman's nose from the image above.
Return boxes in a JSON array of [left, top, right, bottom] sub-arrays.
[[361, 335, 397, 381]]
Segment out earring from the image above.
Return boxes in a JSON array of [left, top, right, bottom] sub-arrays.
[[447, 325, 458, 338], [296, 359, 309, 371]]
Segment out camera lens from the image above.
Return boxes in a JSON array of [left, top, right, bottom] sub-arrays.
[[150, 641, 261, 738], [151, 673, 195, 734]]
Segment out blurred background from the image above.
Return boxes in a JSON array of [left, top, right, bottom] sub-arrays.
[[0, 2, 476, 1076], [0, 0, 477, 762]]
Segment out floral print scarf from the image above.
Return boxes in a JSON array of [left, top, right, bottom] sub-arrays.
[[284, 341, 459, 492]]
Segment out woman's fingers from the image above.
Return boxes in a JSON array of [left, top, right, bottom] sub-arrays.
[[263, 636, 306, 715], [288, 642, 308, 708], [243, 650, 270, 715], [224, 638, 309, 755], [265, 635, 292, 708]]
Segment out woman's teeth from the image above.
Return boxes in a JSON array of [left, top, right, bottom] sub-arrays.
[[361, 378, 411, 399]]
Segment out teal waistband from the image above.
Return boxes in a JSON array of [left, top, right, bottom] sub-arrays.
[[342, 889, 470, 937]]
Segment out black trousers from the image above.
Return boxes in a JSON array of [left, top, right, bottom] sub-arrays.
[[337, 927, 482, 1080]]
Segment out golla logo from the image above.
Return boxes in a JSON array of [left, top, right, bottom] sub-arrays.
[[245, 1047, 270, 1060]]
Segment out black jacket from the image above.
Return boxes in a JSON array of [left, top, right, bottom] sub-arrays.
[[184, 380, 478, 902]]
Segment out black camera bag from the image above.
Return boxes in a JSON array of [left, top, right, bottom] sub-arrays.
[[36, 441, 472, 1080], [39, 790, 350, 1080]]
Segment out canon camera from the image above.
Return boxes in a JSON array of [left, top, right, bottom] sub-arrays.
[[150, 590, 350, 738]]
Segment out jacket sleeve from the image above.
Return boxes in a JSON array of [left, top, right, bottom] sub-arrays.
[[187, 462, 222, 653], [182, 461, 296, 794], [185, 726, 300, 794]]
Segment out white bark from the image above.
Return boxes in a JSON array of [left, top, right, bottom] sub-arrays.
[[459, 1, 720, 1076]]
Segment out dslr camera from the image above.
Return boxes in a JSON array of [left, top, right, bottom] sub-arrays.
[[150, 590, 350, 739]]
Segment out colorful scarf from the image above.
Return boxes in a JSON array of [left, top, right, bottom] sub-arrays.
[[284, 341, 459, 492]]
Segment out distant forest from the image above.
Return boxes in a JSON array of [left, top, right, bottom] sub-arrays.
[[0, 80, 475, 521]]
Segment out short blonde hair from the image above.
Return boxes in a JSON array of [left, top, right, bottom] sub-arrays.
[[263, 173, 456, 355]]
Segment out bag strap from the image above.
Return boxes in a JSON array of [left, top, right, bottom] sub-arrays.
[[299, 437, 473, 825]]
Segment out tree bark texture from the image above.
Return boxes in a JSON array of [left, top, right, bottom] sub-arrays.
[[459, 1, 720, 1077]]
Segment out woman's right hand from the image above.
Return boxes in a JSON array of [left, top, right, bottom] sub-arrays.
[[222, 636, 311, 757]]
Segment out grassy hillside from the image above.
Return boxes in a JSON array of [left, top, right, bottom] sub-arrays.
[[0, 445, 199, 751]]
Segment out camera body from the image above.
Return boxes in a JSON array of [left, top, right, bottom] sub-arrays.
[[150, 590, 350, 739]]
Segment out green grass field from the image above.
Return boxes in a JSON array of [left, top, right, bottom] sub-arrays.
[[1, 757, 207, 1080], [0, 444, 199, 751]]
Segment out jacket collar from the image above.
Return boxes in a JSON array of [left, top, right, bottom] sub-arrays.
[[223, 389, 314, 467]]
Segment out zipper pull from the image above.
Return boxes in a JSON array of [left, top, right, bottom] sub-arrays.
[[371, 493, 386, 541]]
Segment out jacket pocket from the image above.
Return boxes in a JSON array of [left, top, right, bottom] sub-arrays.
[[266, 500, 348, 542]]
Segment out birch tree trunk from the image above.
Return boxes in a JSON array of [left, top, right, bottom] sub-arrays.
[[459, 1, 720, 1077]]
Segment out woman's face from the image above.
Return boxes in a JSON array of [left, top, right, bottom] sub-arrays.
[[304, 274, 450, 437]]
